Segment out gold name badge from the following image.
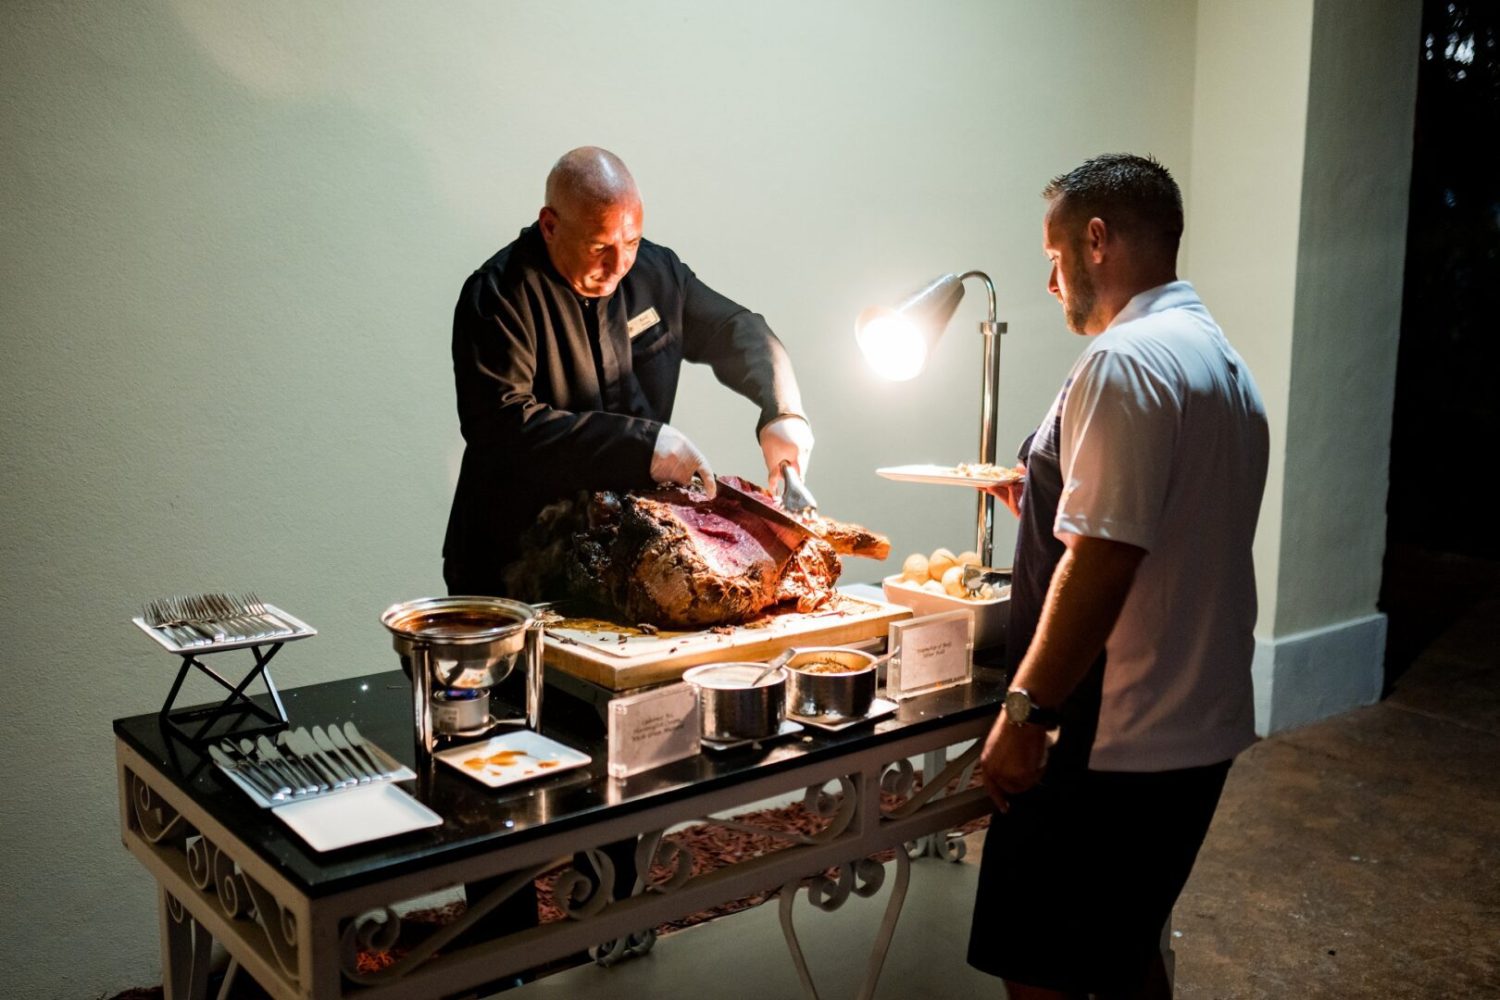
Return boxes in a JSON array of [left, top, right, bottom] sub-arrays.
[[626, 307, 661, 339]]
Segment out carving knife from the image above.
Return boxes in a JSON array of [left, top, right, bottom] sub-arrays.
[[713, 475, 817, 554]]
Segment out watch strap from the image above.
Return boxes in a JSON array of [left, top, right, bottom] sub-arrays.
[[1006, 688, 1061, 730]]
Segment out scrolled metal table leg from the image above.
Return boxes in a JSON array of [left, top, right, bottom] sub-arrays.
[[159, 888, 212, 1000], [213, 959, 242, 1000], [909, 749, 977, 861], [776, 850, 912, 1000]]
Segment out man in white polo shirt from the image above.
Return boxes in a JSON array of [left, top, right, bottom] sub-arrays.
[[967, 154, 1269, 999]]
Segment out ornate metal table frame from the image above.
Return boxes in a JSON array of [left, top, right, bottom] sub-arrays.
[[119, 713, 992, 1000]]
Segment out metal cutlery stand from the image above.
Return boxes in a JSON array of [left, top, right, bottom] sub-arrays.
[[133, 596, 317, 745]]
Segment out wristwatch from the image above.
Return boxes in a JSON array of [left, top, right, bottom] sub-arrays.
[[1004, 688, 1061, 730]]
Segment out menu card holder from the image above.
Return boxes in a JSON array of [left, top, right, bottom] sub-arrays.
[[606, 683, 701, 779], [886, 609, 974, 700]]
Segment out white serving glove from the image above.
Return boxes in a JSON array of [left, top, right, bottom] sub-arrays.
[[651, 424, 717, 498], [759, 415, 815, 495]]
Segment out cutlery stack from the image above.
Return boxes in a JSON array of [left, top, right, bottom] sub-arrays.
[[208, 723, 407, 806], [138, 592, 314, 651]]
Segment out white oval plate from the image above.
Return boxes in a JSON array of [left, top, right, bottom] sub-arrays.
[[877, 464, 1024, 488]]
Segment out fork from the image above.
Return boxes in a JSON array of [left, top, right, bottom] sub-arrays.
[[144, 592, 290, 645], [204, 592, 280, 641], [142, 600, 183, 644], [239, 592, 295, 634], [143, 598, 219, 645]]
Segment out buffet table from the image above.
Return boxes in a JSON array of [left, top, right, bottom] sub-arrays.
[[116, 664, 1005, 1000]]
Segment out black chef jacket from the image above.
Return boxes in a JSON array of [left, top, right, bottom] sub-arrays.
[[443, 223, 806, 587]]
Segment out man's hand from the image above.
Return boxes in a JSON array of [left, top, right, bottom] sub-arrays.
[[652, 424, 717, 498], [979, 710, 1050, 812], [759, 415, 814, 494], [982, 464, 1028, 518]]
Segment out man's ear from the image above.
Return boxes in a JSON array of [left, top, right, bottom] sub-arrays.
[[538, 205, 558, 242], [1087, 216, 1108, 263]]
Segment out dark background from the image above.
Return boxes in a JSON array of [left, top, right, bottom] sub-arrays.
[[1381, 0, 1500, 688]]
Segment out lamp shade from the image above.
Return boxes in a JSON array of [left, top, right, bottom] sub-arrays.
[[855, 273, 966, 381]]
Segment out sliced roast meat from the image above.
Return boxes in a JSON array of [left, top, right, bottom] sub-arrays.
[[716, 475, 890, 560], [774, 536, 842, 612], [800, 513, 891, 560], [503, 478, 889, 628], [614, 488, 787, 625]]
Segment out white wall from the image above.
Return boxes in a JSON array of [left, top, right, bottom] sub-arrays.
[[2, 2, 1205, 996], [1282, 0, 1420, 634], [1186, 0, 1316, 636], [1186, 0, 1419, 733]]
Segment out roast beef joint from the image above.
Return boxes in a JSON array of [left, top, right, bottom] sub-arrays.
[[503, 477, 890, 628]]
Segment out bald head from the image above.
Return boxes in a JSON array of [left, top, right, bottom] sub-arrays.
[[545, 146, 640, 217], [538, 147, 644, 298]]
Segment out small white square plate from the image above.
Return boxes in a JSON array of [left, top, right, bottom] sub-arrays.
[[789, 697, 899, 732], [271, 783, 441, 852], [434, 730, 592, 788]]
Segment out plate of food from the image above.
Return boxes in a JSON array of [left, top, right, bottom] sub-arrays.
[[876, 463, 1025, 488]]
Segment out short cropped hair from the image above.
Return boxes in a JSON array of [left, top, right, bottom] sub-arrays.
[[1043, 154, 1184, 256]]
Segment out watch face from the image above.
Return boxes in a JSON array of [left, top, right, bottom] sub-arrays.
[[1005, 689, 1030, 723]]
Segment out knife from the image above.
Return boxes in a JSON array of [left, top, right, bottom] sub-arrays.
[[329, 725, 392, 781], [714, 475, 817, 553], [257, 734, 320, 795], [208, 744, 288, 803], [312, 725, 370, 784], [286, 728, 354, 789], [239, 737, 309, 797], [340, 721, 391, 778]]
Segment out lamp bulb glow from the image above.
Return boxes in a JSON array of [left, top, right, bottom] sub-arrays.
[[857, 314, 928, 381]]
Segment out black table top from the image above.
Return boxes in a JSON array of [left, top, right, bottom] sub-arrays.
[[115, 664, 1006, 899]]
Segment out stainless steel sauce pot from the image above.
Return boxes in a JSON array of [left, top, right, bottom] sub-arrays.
[[683, 662, 786, 741], [785, 647, 877, 720]]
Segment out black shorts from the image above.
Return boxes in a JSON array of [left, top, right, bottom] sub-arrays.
[[967, 759, 1231, 995]]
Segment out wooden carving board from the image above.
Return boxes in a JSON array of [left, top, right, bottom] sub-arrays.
[[543, 592, 912, 691]]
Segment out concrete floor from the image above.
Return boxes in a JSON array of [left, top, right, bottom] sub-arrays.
[[515, 555, 1500, 1000], [1167, 551, 1500, 1000]]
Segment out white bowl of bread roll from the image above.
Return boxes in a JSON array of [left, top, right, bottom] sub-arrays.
[[882, 547, 1011, 650]]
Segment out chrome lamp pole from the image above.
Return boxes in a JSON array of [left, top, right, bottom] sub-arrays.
[[856, 271, 1008, 566]]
